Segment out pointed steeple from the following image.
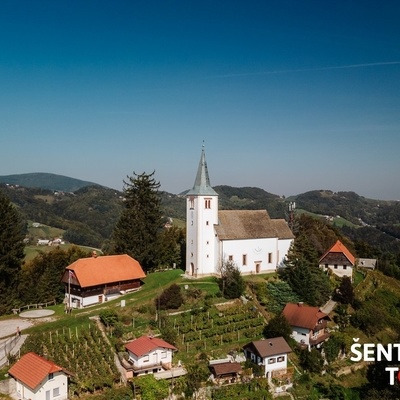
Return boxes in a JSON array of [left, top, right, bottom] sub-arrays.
[[187, 143, 218, 196]]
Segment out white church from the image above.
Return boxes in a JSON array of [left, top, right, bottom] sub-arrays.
[[185, 146, 295, 277]]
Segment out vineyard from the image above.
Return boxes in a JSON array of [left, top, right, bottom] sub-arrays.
[[170, 300, 265, 355], [22, 321, 120, 396]]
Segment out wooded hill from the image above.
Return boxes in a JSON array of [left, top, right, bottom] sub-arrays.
[[1, 174, 400, 259]]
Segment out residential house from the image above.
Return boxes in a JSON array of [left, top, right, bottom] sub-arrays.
[[8, 352, 70, 400], [243, 337, 292, 378], [124, 335, 177, 378], [186, 146, 294, 277], [319, 240, 355, 280], [61, 254, 146, 308], [282, 303, 331, 350]]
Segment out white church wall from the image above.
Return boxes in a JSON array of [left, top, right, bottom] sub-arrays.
[[277, 239, 293, 266], [220, 237, 278, 274]]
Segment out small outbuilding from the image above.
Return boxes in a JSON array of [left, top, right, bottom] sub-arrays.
[[209, 360, 242, 384]]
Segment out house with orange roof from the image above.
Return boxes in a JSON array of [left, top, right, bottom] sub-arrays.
[[319, 240, 355, 280], [282, 303, 331, 350], [61, 254, 146, 308], [8, 352, 70, 400], [124, 335, 178, 378]]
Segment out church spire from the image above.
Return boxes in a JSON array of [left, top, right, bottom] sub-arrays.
[[187, 143, 218, 196]]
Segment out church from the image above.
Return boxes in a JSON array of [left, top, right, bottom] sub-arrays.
[[186, 146, 295, 277]]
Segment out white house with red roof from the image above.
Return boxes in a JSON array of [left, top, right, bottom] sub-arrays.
[[186, 146, 294, 277], [283, 303, 331, 350], [124, 335, 177, 378], [8, 352, 70, 400], [61, 254, 146, 308], [319, 240, 355, 280]]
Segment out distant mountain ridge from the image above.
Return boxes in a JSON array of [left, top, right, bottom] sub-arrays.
[[0, 173, 100, 192], [1, 172, 399, 255]]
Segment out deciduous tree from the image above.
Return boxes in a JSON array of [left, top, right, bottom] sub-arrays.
[[218, 260, 245, 299]]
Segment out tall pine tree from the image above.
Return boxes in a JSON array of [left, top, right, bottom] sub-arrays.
[[0, 191, 26, 315], [111, 171, 163, 271]]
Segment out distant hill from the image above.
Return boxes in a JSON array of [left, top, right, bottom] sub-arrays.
[[1, 173, 400, 256], [0, 173, 100, 192]]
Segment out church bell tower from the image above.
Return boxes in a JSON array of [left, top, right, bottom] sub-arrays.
[[186, 145, 219, 276]]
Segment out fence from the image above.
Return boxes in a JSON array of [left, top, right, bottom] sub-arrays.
[[0, 335, 19, 364], [12, 299, 56, 314]]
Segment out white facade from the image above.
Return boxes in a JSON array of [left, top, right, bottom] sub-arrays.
[[127, 347, 173, 375], [186, 194, 219, 276], [321, 263, 353, 280], [221, 238, 279, 275], [290, 326, 311, 347], [186, 147, 294, 277], [15, 371, 68, 400]]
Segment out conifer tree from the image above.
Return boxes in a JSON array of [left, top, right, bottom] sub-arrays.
[[111, 171, 163, 271], [0, 191, 26, 314]]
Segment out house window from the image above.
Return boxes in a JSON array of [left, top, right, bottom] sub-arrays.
[[268, 358, 276, 364], [143, 355, 149, 363], [242, 254, 247, 266], [334, 265, 338, 269], [49, 373, 54, 380], [268, 253, 272, 263], [277, 356, 285, 362], [189, 198, 194, 209], [228, 255, 233, 261], [53, 387, 60, 397], [206, 221, 209, 225], [205, 199, 211, 209], [161, 351, 167, 359], [343, 265, 347, 270]]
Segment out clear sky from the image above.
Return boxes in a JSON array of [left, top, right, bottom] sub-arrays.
[[1, 1, 399, 200]]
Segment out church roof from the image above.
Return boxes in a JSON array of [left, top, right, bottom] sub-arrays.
[[186, 146, 218, 196], [215, 210, 294, 240]]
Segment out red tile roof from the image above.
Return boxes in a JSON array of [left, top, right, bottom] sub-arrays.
[[8, 352, 64, 390], [282, 303, 330, 330], [319, 240, 355, 265], [125, 336, 177, 357], [62, 254, 146, 288]]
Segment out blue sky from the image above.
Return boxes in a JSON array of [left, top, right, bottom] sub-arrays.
[[1, 1, 399, 200]]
